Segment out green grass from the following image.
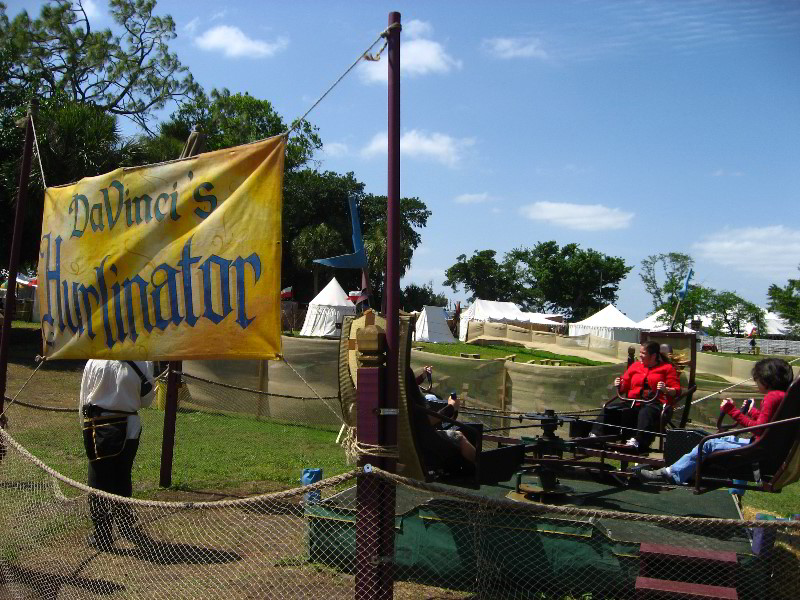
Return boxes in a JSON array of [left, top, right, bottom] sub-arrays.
[[713, 351, 799, 362], [415, 341, 609, 366]]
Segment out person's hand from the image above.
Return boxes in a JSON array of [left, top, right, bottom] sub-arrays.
[[423, 365, 432, 376], [740, 398, 754, 415], [614, 377, 621, 387], [656, 381, 666, 391], [720, 398, 735, 413]]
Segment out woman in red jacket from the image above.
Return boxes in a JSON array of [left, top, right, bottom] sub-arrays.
[[590, 341, 681, 450]]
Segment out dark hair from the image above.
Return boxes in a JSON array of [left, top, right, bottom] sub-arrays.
[[752, 358, 794, 392], [642, 341, 662, 362]]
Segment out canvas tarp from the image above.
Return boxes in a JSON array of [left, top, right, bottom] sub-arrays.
[[299, 277, 356, 338], [569, 304, 641, 344], [415, 305, 456, 343]]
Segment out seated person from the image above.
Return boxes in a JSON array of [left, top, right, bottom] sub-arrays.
[[639, 358, 794, 484], [590, 341, 680, 450], [409, 366, 476, 472]]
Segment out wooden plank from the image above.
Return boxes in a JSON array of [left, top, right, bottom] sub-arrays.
[[640, 542, 738, 564], [635, 577, 737, 599]]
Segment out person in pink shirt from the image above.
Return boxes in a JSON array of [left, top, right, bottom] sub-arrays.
[[639, 358, 794, 484]]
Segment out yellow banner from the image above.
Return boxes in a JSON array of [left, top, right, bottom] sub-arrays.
[[36, 136, 286, 360]]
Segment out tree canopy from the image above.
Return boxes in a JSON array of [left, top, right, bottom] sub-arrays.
[[3, 0, 198, 132], [444, 243, 630, 320], [767, 265, 800, 336], [401, 282, 448, 312]]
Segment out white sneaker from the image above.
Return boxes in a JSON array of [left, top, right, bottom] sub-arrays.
[[625, 437, 639, 448], [588, 433, 597, 438]]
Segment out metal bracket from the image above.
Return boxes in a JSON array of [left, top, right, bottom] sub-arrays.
[[373, 408, 398, 416], [369, 555, 394, 566]]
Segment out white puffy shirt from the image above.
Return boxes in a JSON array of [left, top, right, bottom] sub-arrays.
[[79, 360, 155, 439]]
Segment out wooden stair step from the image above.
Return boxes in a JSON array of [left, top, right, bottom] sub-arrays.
[[640, 542, 738, 564], [635, 577, 738, 599]]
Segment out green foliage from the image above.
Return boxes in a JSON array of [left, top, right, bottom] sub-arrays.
[[639, 252, 714, 331], [640, 252, 694, 310], [443, 250, 517, 303], [444, 243, 631, 320], [3, 0, 198, 131], [509, 242, 631, 319], [707, 290, 766, 336], [140, 87, 321, 170], [767, 265, 800, 336], [402, 282, 448, 312], [0, 94, 138, 266]]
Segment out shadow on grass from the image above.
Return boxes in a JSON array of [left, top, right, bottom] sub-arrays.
[[101, 530, 242, 565], [0, 561, 125, 598]]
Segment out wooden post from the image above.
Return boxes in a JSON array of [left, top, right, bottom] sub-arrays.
[[256, 359, 269, 419], [355, 320, 394, 600], [0, 100, 37, 418], [159, 360, 181, 487], [159, 129, 207, 487]]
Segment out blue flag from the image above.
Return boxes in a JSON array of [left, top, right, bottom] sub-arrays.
[[678, 268, 693, 300]]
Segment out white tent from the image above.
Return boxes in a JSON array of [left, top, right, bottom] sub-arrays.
[[636, 309, 670, 332], [299, 277, 356, 338], [458, 299, 560, 341], [569, 304, 642, 343], [415, 305, 456, 343]]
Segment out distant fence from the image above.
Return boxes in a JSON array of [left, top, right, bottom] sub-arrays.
[[700, 336, 800, 356]]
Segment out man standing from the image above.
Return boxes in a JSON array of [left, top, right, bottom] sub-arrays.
[[80, 360, 154, 550]]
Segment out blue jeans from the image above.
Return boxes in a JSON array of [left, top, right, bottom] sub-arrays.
[[668, 436, 750, 484]]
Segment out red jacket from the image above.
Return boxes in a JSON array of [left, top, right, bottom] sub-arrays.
[[619, 361, 681, 405], [723, 390, 786, 441]]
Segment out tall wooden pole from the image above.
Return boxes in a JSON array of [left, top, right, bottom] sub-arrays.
[[0, 100, 37, 418], [385, 10, 401, 466], [159, 129, 207, 487]]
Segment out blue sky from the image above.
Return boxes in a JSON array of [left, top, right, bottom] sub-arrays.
[[10, 1, 800, 320]]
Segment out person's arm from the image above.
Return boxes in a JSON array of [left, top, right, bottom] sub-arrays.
[[619, 364, 635, 394], [723, 391, 782, 428]]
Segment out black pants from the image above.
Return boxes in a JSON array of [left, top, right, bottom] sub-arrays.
[[591, 401, 665, 449], [85, 435, 140, 539]]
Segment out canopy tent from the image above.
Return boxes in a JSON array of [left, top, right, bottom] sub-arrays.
[[458, 299, 561, 341], [637, 309, 697, 333], [299, 277, 356, 338], [415, 305, 456, 343], [569, 304, 642, 343]]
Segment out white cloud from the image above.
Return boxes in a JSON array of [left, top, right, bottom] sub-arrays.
[[184, 17, 200, 35], [360, 25, 461, 84], [454, 193, 493, 204], [693, 226, 800, 278], [194, 26, 288, 58], [519, 201, 634, 231], [81, 0, 102, 19], [404, 19, 433, 39], [320, 142, 348, 158], [210, 10, 228, 21], [361, 130, 475, 167], [482, 37, 549, 60], [711, 169, 744, 177]]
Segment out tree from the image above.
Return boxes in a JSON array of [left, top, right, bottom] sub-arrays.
[[509, 242, 631, 319], [401, 282, 448, 312], [640, 252, 694, 311], [707, 291, 766, 337], [767, 265, 800, 336], [443, 250, 517, 303], [4, 0, 198, 131], [0, 94, 136, 267], [291, 223, 345, 294], [142, 88, 321, 170]]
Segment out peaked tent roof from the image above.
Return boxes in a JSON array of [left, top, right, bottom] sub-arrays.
[[573, 304, 640, 329], [636, 309, 669, 331], [308, 277, 353, 307], [415, 305, 456, 343]]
